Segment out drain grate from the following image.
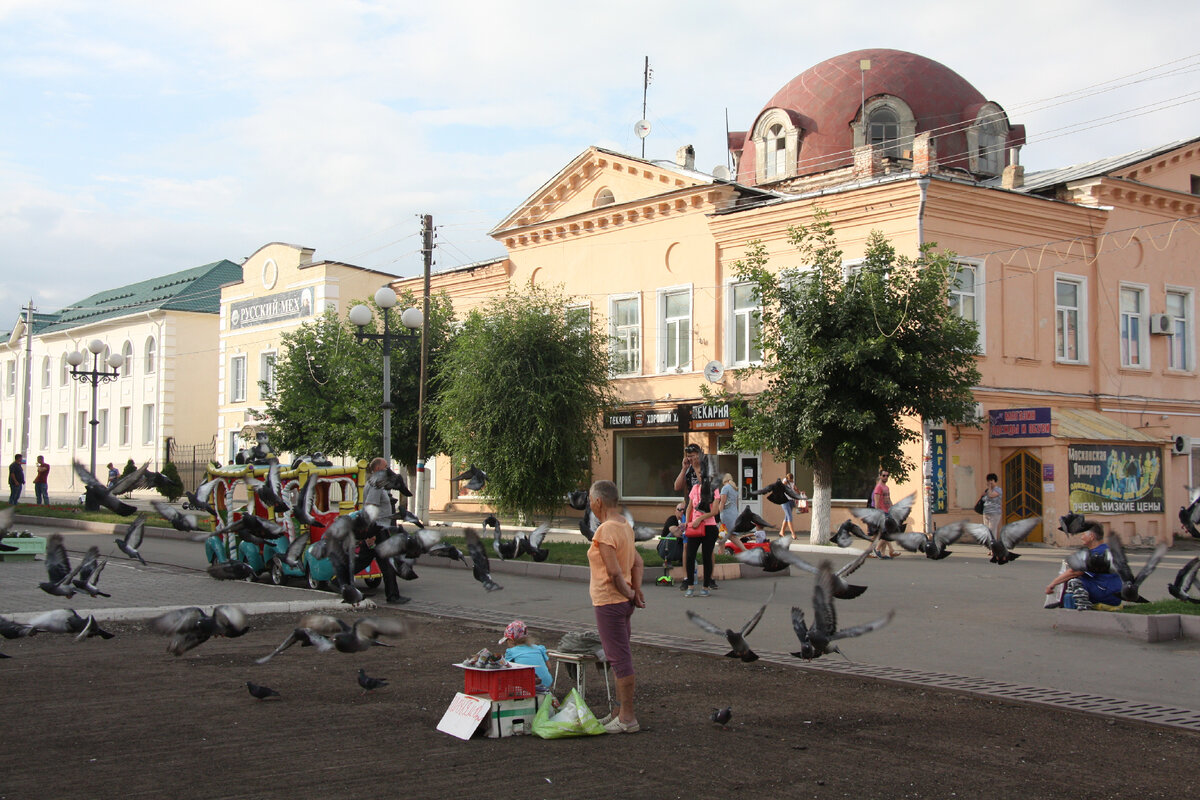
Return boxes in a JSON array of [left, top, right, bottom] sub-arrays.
[[404, 600, 1200, 732]]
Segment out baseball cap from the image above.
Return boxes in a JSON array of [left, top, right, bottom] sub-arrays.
[[499, 620, 527, 643]]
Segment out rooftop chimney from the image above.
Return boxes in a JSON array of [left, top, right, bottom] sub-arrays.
[[1002, 147, 1024, 189], [913, 132, 937, 175], [852, 144, 881, 179], [675, 144, 695, 170]]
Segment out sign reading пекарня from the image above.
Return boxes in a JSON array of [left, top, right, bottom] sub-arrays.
[[1067, 444, 1163, 514]]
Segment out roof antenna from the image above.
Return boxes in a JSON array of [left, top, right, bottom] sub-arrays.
[[637, 56, 652, 158]]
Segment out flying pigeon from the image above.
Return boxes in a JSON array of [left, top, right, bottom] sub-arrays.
[[1105, 534, 1168, 604], [152, 605, 249, 655], [71, 546, 111, 597], [39, 534, 82, 598], [207, 561, 257, 581], [892, 524, 969, 560], [367, 466, 413, 497], [484, 515, 514, 560], [115, 514, 148, 564], [686, 584, 776, 662], [186, 477, 223, 520], [711, 706, 733, 727], [464, 527, 502, 591], [277, 532, 311, 570], [1179, 492, 1200, 539], [109, 461, 176, 495], [1058, 513, 1089, 535], [246, 681, 281, 700], [850, 492, 916, 537], [1065, 524, 1116, 573], [1167, 557, 1200, 603], [963, 517, 1041, 564], [73, 460, 137, 515], [298, 614, 410, 654], [357, 668, 389, 693], [216, 512, 287, 546], [567, 490, 589, 511], [453, 465, 487, 492], [789, 562, 894, 660], [515, 523, 552, 562], [731, 507, 771, 534], [0, 615, 40, 639], [770, 539, 876, 599], [291, 476, 320, 527], [151, 500, 205, 537], [255, 626, 336, 664], [27, 609, 114, 640], [252, 459, 291, 513], [732, 536, 793, 573], [830, 519, 871, 548], [752, 479, 803, 506]]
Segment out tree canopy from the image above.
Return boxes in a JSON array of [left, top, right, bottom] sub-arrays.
[[431, 285, 617, 521], [718, 215, 981, 542], [258, 290, 454, 465]]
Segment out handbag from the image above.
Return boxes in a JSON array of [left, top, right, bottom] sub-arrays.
[[974, 493, 986, 515]]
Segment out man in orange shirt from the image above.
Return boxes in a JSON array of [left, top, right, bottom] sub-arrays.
[[587, 479, 646, 733]]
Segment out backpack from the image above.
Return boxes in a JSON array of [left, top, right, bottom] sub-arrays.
[[865, 486, 875, 509]]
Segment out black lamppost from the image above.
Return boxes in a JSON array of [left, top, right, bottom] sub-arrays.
[[349, 287, 423, 465], [67, 339, 123, 510]]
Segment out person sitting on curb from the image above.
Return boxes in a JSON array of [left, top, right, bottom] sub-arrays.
[[498, 620, 553, 693], [1044, 524, 1122, 610]]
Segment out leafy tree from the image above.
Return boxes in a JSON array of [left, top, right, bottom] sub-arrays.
[[155, 461, 185, 502], [716, 215, 981, 543], [432, 285, 617, 522], [258, 290, 454, 466]]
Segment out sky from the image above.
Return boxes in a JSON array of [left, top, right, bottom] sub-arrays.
[[1, 0, 1197, 317]]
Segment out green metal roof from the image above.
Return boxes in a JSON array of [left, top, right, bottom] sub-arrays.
[[35, 260, 242, 334]]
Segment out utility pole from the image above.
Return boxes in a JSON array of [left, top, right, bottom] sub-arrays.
[[415, 214, 433, 522], [19, 300, 34, 460], [641, 56, 650, 159]]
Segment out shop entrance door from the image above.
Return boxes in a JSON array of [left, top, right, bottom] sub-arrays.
[[739, 454, 761, 517], [1002, 449, 1044, 543]]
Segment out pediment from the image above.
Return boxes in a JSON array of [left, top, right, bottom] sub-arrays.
[[490, 147, 712, 235]]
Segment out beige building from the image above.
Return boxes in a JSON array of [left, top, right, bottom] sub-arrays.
[[1, 260, 241, 497]]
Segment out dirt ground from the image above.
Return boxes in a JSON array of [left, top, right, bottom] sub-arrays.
[[3, 609, 1197, 800]]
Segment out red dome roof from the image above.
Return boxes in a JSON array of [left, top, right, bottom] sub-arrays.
[[736, 49, 991, 182]]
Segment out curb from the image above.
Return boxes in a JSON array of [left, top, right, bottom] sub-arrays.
[[5, 596, 357, 626], [1051, 608, 1200, 642]]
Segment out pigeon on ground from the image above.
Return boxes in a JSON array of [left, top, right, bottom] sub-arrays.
[[790, 562, 894, 660], [830, 519, 870, 548], [207, 561, 257, 581], [357, 668, 389, 693], [0, 615, 40, 639], [186, 477, 223, 520], [71, 546, 111, 597], [1106, 535, 1168, 604], [711, 706, 732, 727], [1167, 557, 1200, 603], [893, 523, 969, 560], [752, 479, 803, 506], [39, 534, 82, 598], [115, 514, 148, 564], [246, 681, 281, 700], [686, 584, 775, 662], [151, 500, 205, 537], [772, 539, 877, 599], [464, 527, 502, 591], [963, 517, 1041, 564], [367, 466, 413, 497], [152, 605, 249, 655], [27, 609, 114, 640], [453, 465, 487, 492], [255, 626, 336, 663], [0, 506, 18, 550], [850, 492, 916, 537], [299, 615, 410, 653], [731, 507, 771, 534], [73, 461, 138, 515]]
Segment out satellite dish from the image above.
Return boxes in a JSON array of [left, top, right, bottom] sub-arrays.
[[634, 119, 651, 139], [704, 360, 725, 383], [712, 165, 730, 180]]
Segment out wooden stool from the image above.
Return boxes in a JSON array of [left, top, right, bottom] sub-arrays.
[[547, 650, 612, 707]]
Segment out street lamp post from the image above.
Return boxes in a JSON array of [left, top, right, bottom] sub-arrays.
[[349, 287, 423, 467], [67, 339, 124, 510]]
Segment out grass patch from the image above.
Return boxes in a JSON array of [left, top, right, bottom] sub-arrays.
[[1119, 599, 1200, 616], [3, 501, 215, 532], [436, 535, 738, 568]]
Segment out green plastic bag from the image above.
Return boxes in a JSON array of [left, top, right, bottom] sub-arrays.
[[531, 688, 606, 738]]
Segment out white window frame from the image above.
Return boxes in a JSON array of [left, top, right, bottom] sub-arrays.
[[566, 302, 591, 333], [609, 294, 641, 377], [60, 353, 70, 385], [259, 351, 277, 398], [77, 411, 88, 448], [1119, 282, 1149, 369], [1055, 273, 1088, 364], [1165, 286, 1193, 372], [142, 404, 156, 445], [230, 354, 247, 402], [144, 337, 157, 373], [949, 259, 986, 354], [39, 414, 49, 449], [58, 413, 68, 450], [41, 356, 51, 388], [726, 280, 763, 367], [5, 361, 14, 396], [656, 285, 692, 374], [97, 408, 109, 447], [119, 406, 131, 447], [121, 341, 134, 379]]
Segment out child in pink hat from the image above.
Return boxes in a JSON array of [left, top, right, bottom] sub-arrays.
[[498, 620, 552, 692]]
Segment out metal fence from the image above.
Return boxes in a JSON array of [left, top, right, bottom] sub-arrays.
[[166, 436, 217, 492]]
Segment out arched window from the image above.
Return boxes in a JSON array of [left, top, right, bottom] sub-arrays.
[[856, 96, 916, 160], [41, 356, 51, 388], [145, 337, 157, 373], [751, 108, 799, 184], [868, 107, 901, 157], [121, 341, 134, 378], [766, 124, 787, 179], [968, 104, 1009, 176], [593, 188, 615, 208], [60, 353, 70, 385]]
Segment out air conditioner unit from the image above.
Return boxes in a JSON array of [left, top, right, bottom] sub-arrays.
[[1150, 314, 1173, 335], [1172, 434, 1191, 455]]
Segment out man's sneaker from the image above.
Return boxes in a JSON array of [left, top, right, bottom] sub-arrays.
[[603, 717, 640, 734], [684, 587, 694, 598], [1071, 586, 1094, 611]]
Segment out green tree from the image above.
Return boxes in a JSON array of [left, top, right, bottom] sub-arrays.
[[432, 285, 617, 522], [258, 290, 454, 466], [718, 216, 981, 543], [155, 461, 185, 502]]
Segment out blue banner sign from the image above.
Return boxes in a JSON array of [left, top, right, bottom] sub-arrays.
[[930, 429, 947, 514], [988, 407, 1051, 438], [1067, 444, 1163, 514]]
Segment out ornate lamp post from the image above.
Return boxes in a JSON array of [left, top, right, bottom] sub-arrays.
[[67, 339, 123, 509], [349, 287, 423, 466]]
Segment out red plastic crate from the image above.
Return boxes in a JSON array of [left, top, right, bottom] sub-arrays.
[[457, 664, 536, 700]]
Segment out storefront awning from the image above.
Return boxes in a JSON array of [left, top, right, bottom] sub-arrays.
[[1053, 408, 1160, 443]]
